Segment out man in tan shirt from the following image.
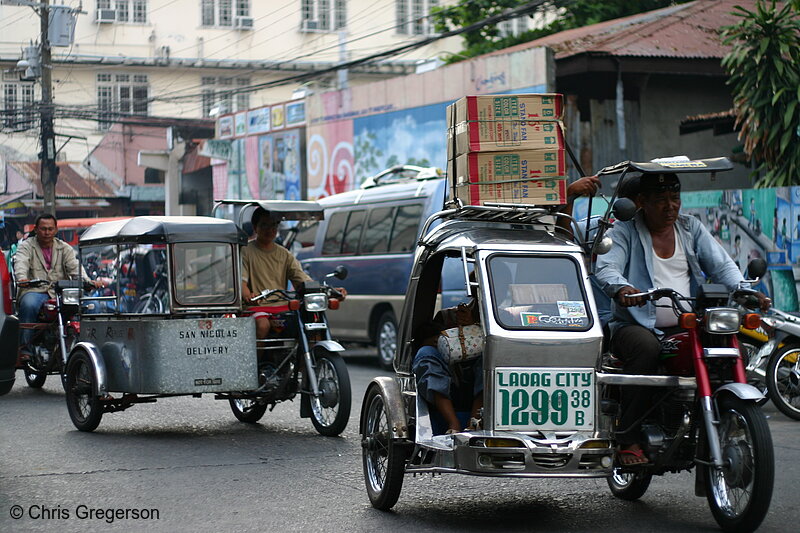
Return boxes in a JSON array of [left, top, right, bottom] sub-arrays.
[[241, 208, 312, 338]]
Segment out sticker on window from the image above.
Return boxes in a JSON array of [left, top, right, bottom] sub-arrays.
[[520, 312, 542, 326], [557, 301, 587, 318], [521, 312, 585, 327]]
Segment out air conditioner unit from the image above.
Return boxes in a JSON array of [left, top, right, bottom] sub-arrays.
[[234, 16, 254, 30], [95, 9, 116, 23], [300, 19, 320, 32]]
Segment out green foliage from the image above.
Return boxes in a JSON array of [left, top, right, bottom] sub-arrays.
[[432, 1, 685, 61], [722, 1, 800, 187]]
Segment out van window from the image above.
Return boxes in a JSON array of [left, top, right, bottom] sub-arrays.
[[322, 212, 348, 255], [342, 210, 366, 254], [389, 204, 423, 253], [361, 207, 394, 254]]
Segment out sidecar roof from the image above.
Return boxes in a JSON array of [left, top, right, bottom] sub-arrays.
[[597, 156, 733, 176], [79, 216, 244, 245]]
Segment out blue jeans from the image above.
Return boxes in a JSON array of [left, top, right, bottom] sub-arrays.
[[19, 291, 49, 348]]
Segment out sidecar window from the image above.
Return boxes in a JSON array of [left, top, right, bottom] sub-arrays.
[[488, 255, 592, 331], [172, 243, 236, 306]]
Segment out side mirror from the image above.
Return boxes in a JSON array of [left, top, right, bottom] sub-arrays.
[[593, 235, 613, 255], [330, 265, 348, 280], [746, 258, 767, 280], [612, 198, 637, 222]]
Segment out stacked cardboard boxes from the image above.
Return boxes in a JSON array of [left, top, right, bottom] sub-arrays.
[[447, 94, 567, 206]]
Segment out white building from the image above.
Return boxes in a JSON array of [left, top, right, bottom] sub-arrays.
[[0, 0, 462, 161]]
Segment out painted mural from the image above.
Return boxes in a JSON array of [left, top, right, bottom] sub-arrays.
[[306, 120, 354, 200]]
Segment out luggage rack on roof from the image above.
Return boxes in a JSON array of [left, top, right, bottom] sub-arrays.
[[420, 202, 560, 242]]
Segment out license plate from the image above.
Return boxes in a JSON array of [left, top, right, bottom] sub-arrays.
[[494, 367, 595, 431]]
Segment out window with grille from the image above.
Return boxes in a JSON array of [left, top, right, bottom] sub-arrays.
[[1, 82, 34, 131], [300, 0, 346, 31], [396, 0, 437, 36], [96, 73, 149, 130], [201, 76, 250, 117], [104, 0, 147, 23], [202, 0, 249, 26]]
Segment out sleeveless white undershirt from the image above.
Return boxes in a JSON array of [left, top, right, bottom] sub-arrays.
[[652, 231, 691, 328]]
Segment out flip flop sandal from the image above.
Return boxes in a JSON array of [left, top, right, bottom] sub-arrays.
[[616, 448, 649, 466]]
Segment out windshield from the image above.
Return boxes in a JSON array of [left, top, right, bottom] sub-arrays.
[[488, 254, 592, 331], [172, 243, 236, 306]]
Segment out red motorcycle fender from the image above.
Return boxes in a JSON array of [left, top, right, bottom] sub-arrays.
[[713, 382, 766, 405], [68, 342, 108, 396]]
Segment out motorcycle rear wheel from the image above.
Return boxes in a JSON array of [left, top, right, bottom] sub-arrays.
[[229, 399, 268, 423], [361, 386, 405, 510], [705, 396, 773, 533], [309, 353, 351, 436], [65, 350, 103, 432], [766, 343, 800, 420], [607, 468, 652, 500]]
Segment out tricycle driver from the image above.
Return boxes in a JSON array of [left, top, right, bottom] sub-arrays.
[[241, 207, 313, 338], [595, 172, 770, 466], [14, 214, 106, 358]]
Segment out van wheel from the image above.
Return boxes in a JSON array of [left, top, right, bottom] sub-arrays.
[[376, 311, 397, 371]]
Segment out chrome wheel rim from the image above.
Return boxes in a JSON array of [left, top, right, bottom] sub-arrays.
[[709, 408, 756, 518], [310, 358, 340, 427], [771, 349, 800, 415], [233, 399, 259, 413], [378, 321, 396, 365], [364, 393, 389, 493], [610, 468, 635, 488]]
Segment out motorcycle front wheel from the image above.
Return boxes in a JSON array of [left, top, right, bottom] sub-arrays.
[[361, 385, 405, 510], [24, 367, 46, 388], [65, 350, 103, 432], [766, 342, 800, 420], [309, 353, 351, 436], [705, 396, 774, 533], [229, 398, 268, 423]]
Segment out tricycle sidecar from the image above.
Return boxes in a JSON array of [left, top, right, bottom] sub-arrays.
[[361, 205, 614, 509], [67, 213, 350, 436]]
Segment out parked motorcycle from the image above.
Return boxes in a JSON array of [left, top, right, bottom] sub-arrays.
[[738, 308, 800, 420], [605, 270, 774, 532], [236, 266, 352, 436], [15, 279, 84, 388]]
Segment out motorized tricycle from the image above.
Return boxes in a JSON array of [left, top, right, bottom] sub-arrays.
[[64, 213, 350, 436], [359, 157, 774, 532], [14, 279, 86, 389]]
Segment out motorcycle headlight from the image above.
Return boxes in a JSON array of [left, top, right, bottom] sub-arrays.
[[304, 293, 328, 312], [704, 308, 740, 334], [62, 288, 81, 305]]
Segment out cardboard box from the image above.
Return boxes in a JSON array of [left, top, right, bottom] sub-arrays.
[[453, 150, 566, 185], [453, 94, 564, 123], [453, 118, 564, 155], [455, 178, 567, 206]]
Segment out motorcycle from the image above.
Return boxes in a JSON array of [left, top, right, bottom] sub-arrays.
[[15, 279, 85, 389], [237, 266, 352, 436], [739, 307, 800, 420], [604, 270, 774, 532]]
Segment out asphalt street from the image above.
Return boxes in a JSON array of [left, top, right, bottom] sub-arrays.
[[0, 354, 796, 533]]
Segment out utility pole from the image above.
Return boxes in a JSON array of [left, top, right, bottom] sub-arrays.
[[39, 0, 57, 216]]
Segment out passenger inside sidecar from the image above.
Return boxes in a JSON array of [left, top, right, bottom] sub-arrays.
[[410, 252, 484, 435]]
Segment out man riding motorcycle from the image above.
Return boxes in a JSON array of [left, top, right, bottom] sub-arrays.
[[14, 214, 104, 357], [595, 172, 771, 465]]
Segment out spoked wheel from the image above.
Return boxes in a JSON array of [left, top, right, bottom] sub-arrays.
[[766, 343, 800, 420], [229, 398, 268, 423], [309, 354, 351, 436], [65, 350, 103, 432], [607, 468, 652, 500], [361, 386, 405, 510], [133, 293, 164, 314], [376, 311, 397, 371], [24, 367, 47, 388], [705, 396, 774, 532]]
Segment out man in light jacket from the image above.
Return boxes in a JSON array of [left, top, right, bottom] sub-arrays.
[[14, 214, 102, 354]]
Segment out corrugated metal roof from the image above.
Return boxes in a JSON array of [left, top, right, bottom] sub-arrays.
[[10, 161, 117, 198], [489, 0, 753, 61]]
